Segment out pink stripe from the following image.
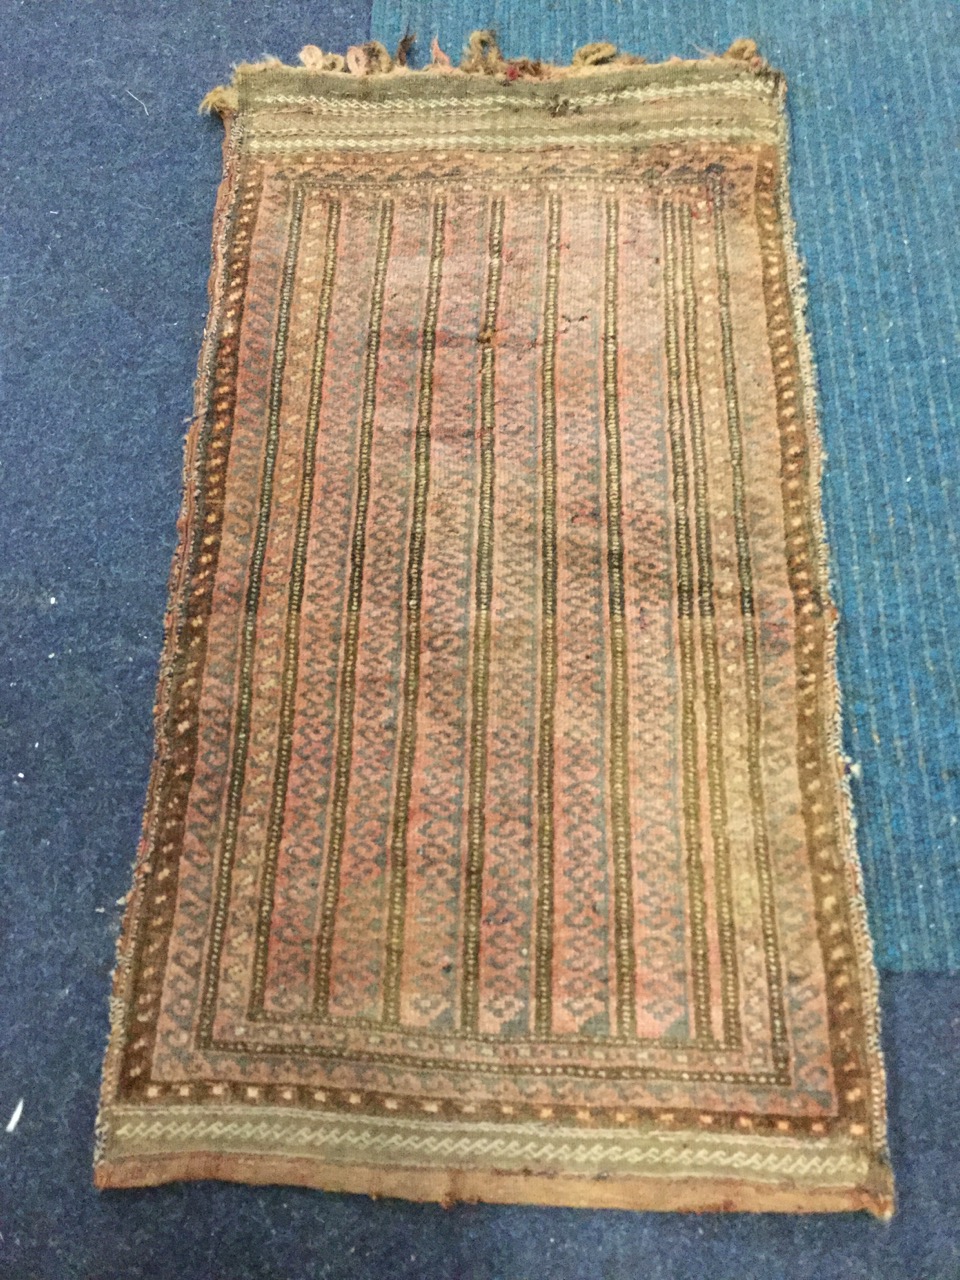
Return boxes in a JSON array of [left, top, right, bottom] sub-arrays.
[[475, 192, 544, 1035], [260, 193, 379, 1016], [219, 190, 335, 1019], [326, 195, 432, 1022], [398, 193, 487, 1029], [616, 196, 690, 1039], [550, 192, 611, 1036]]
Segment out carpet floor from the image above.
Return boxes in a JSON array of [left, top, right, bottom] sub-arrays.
[[1, 2, 957, 1276]]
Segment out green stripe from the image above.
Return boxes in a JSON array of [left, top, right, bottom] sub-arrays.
[[249, 197, 342, 1017], [247, 125, 776, 156], [241, 60, 779, 107], [603, 196, 637, 1038], [661, 199, 711, 1044], [677, 202, 740, 1048], [381, 195, 448, 1026], [460, 195, 506, 1032], [197, 183, 307, 1045], [534, 193, 561, 1039], [313, 198, 395, 1018], [714, 177, 789, 1072]]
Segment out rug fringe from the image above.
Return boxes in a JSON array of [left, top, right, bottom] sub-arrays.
[[200, 34, 767, 115]]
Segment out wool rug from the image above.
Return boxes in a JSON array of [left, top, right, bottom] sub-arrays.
[[95, 34, 893, 1216]]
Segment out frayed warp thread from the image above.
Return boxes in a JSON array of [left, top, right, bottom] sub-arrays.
[[199, 33, 765, 114]]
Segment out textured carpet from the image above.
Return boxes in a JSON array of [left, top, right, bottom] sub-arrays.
[[0, 0, 957, 1276]]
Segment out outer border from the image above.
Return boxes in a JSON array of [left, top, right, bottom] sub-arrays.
[[95, 108, 247, 1147], [769, 80, 891, 1181], [95, 51, 894, 1218], [96, 1152, 887, 1216]]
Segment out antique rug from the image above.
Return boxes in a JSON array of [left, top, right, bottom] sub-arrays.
[[95, 34, 893, 1216]]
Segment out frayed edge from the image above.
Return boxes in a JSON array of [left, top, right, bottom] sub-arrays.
[[199, 33, 769, 108], [199, 85, 239, 116], [200, 58, 288, 115], [394, 31, 417, 68], [93, 109, 247, 1182], [771, 82, 894, 1203]]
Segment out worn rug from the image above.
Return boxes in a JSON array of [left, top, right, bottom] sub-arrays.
[[95, 35, 893, 1216]]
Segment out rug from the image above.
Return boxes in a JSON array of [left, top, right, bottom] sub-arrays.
[[95, 34, 893, 1216]]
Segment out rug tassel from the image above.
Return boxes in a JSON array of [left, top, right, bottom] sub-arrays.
[[299, 45, 347, 72], [460, 29, 505, 74], [198, 85, 239, 116], [724, 38, 765, 68], [571, 41, 620, 67]]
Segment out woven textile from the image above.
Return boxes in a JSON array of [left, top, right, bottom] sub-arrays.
[[96, 38, 893, 1216]]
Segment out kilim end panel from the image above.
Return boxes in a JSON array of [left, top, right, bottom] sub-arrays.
[[95, 37, 894, 1216]]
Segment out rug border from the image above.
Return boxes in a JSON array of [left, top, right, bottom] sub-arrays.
[[769, 87, 891, 1173], [94, 1149, 890, 1217], [94, 107, 247, 1148]]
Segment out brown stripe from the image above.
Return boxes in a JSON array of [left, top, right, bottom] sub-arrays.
[[312, 197, 395, 1018], [534, 193, 561, 1039], [661, 199, 711, 1044], [202, 1029, 786, 1081], [460, 195, 506, 1032], [248, 197, 342, 1017], [711, 176, 788, 1069], [118, 168, 265, 1088], [602, 195, 637, 1037], [758, 162, 872, 1109], [381, 195, 448, 1026], [751, 166, 815, 1079], [677, 201, 740, 1047], [197, 183, 307, 1046]]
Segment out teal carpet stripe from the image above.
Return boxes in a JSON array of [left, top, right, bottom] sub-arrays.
[[369, 0, 960, 972]]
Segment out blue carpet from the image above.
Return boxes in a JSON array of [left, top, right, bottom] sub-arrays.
[[1, 2, 959, 1276]]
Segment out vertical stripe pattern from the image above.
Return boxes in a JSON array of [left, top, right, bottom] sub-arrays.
[[249, 197, 341, 1015], [197, 184, 306, 1045], [189, 177, 802, 1066], [461, 195, 505, 1032], [661, 199, 712, 1043], [381, 195, 448, 1026], [677, 201, 740, 1046], [602, 196, 637, 1038], [313, 197, 394, 1017], [534, 193, 561, 1038]]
